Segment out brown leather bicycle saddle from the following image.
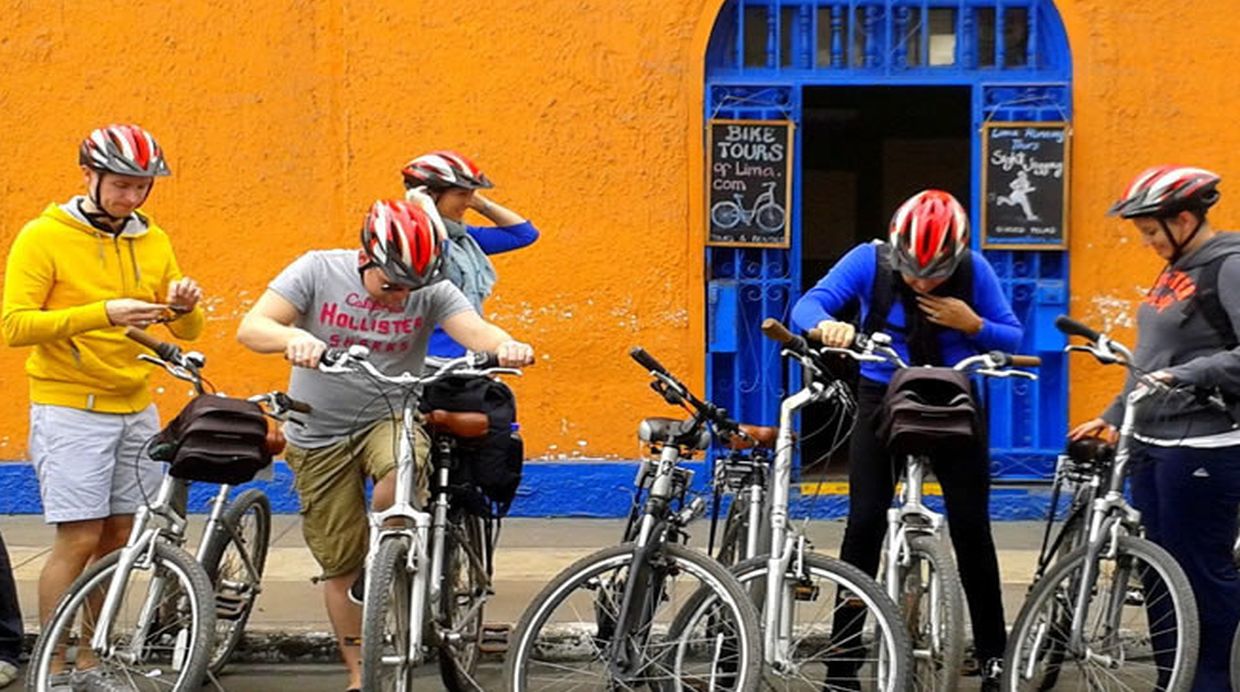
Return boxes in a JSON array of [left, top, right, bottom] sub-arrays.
[[1066, 437, 1115, 466], [424, 409, 490, 439], [725, 424, 780, 450]]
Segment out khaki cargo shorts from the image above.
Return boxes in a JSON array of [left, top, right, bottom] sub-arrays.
[[284, 419, 430, 579]]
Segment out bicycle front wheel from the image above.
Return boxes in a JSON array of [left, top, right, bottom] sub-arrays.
[[669, 550, 912, 691], [437, 512, 488, 691], [504, 542, 763, 692], [1004, 535, 1199, 691], [361, 535, 415, 692], [200, 488, 272, 676], [26, 541, 216, 692], [900, 535, 964, 692]]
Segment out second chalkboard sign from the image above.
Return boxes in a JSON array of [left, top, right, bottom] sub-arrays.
[[707, 119, 794, 248]]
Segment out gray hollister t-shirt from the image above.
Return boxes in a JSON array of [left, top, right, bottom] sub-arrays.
[[268, 249, 472, 448]]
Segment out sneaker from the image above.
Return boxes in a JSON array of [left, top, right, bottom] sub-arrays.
[[980, 657, 1003, 692], [0, 661, 16, 689], [348, 569, 365, 606]]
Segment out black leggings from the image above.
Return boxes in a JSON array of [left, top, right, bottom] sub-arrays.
[[833, 378, 1007, 662]]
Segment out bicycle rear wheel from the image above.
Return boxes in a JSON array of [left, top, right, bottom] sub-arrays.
[[200, 488, 272, 676], [437, 512, 488, 691], [361, 535, 416, 692], [26, 541, 215, 692], [1004, 535, 1199, 691], [505, 542, 763, 691]]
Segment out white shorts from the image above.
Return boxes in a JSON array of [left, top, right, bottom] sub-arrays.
[[29, 404, 166, 524]]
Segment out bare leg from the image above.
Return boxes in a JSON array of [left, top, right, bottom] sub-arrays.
[[40, 520, 105, 671], [324, 570, 363, 690]]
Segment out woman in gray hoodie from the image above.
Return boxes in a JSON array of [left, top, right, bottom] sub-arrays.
[[1071, 165, 1240, 691]]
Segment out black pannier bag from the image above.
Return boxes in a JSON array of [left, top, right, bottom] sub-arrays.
[[878, 367, 979, 457], [420, 375, 523, 517], [150, 394, 273, 485]]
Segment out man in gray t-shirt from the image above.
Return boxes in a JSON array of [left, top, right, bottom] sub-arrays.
[[236, 199, 533, 691]]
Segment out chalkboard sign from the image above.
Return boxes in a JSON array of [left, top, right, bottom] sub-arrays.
[[706, 119, 794, 248], [981, 122, 1071, 250]]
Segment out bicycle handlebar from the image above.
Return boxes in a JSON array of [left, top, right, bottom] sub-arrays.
[[319, 344, 520, 386], [629, 346, 741, 436], [125, 327, 185, 366], [1054, 315, 1103, 343], [629, 346, 672, 378]]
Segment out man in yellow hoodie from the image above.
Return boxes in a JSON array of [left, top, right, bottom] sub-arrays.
[[1, 124, 205, 686]]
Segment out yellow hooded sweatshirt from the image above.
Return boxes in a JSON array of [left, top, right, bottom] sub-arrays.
[[2, 200, 205, 412]]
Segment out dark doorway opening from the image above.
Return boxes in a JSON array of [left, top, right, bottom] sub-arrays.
[[799, 86, 972, 479]]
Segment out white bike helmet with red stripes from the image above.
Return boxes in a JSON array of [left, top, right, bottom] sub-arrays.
[[79, 124, 171, 178], [359, 199, 446, 289], [888, 190, 970, 279], [400, 150, 494, 190], [1108, 165, 1221, 219]]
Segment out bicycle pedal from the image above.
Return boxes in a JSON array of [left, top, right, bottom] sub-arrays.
[[215, 593, 250, 620], [478, 623, 510, 654], [793, 581, 820, 602]]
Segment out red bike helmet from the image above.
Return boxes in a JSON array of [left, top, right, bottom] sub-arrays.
[[79, 124, 171, 178], [1108, 165, 1221, 219], [888, 190, 970, 279], [400, 150, 494, 190], [359, 199, 446, 289]]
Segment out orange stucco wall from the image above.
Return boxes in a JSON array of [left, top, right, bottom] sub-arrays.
[[0, 1, 1237, 461]]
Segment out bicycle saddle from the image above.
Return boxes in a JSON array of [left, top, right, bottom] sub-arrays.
[[425, 409, 490, 439], [725, 424, 779, 451], [638, 417, 711, 451], [1066, 437, 1115, 466]]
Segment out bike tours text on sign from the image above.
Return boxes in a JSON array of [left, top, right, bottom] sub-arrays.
[[981, 121, 1071, 250], [707, 119, 794, 248]]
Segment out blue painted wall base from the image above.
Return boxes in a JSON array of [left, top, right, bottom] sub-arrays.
[[0, 459, 1062, 520]]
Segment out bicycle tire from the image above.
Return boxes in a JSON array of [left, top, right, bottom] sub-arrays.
[[361, 535, 415, 692], [199, 488, 272, 676], [504, 541, 764, 692], [437, 512, 487, 691], [26, 541, 216, 692], [1004, 535, 1200, 692], [1231, 618, 1240, 691], [902, 535, 965, 692], [666, 549, 913, 691]]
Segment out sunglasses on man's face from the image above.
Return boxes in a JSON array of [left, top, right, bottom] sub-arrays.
[[380, 280, 414, 293]]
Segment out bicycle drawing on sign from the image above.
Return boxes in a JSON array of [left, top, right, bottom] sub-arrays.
[[710, 181, 786, 233]]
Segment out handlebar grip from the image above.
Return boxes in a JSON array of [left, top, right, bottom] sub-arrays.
[[320, 348, 348, 366], [1010, 355, 1042, 368], [630, 347, 670, 376], [806, 328, 823, 345], [282, 395, 313, 414], [1054, 314, 1102, 342], [760, 318, 795, 344], [125, 327, 181, 363], [471, 351, 501, 370]]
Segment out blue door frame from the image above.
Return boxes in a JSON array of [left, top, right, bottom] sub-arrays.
[[705, 0, 1073, 481]]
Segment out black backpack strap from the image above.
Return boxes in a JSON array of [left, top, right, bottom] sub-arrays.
[[1184, 253, 1240, 349], [865, 242, 896, 335]]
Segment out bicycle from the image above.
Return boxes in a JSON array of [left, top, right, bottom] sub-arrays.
[[1003, 315, 1203, 691], [26, 328, 301, 692], [664, 321, 913, 691], [808, 323, 1039, 691], [504, 346, 764, 691], [710, 180, 787, 233], [316, 346, 513, 691]]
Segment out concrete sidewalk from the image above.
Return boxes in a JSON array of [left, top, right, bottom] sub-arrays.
[[2, 515, 1053, 659]]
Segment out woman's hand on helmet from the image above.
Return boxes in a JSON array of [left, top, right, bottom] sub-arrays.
[[917, 295, 984, 335], [1068, 417, 1118, 443], [815, 320, 856, 348], [496, 340, 535, 367], [285, 332, 327, 369]]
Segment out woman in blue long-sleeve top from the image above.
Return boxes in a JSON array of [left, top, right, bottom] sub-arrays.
[[401, 150, 541, 357], [791, 189, 1022, 691]]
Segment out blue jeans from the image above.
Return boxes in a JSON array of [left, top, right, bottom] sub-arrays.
[[0, 530, 22, 666], [1130, 443, 1240, 692]]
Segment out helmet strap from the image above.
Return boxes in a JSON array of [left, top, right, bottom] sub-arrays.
[[1161, 213, 1205, 265]]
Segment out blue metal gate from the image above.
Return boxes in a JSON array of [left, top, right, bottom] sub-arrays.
[[705, 0, 1073, 481]]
